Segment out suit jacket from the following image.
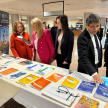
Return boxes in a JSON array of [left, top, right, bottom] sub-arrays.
[[50, 26, 57, 47], [10, 32, 32, 60], [31, 29, 55, 64], [104, 39, 108, 64], [97, 28, 103, 41], [77, 29, 102, 76], [55, 29, 74, 64]]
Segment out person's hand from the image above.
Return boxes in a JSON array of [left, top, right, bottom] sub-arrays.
[[49, 59, 54, 64], [16, 56, 20, 60], [50, 59, 54, 62], [93, 74, 104, 84], [62, 61, 68, 64], [105, 32, 108, 34]]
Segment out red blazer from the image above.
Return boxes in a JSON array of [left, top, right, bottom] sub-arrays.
[[31, 29, 55, 64], [10, 32, 32, 60]]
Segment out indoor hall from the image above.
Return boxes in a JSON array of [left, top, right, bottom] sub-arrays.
[[0, 0, 108, 108]]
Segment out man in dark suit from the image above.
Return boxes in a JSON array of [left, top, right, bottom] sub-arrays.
[[51, 21, 58, 47], [104, 41, 108, 77], [77, 14, 103, 84]]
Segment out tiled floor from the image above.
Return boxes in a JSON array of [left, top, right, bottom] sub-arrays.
[[52, 36, 106, 77]]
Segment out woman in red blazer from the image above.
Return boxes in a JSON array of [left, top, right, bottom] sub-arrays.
[[30, 18, 55, 64], [10, 21, 32, 60]]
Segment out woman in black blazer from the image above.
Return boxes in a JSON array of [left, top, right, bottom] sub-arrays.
[[55, 15, 74, 69]]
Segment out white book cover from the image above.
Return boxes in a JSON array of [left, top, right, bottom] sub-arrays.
[[0, 60, 13, 66], [35, 67, 55, 76], [42, 84, 78, 106], [26, 64, 44, 71]]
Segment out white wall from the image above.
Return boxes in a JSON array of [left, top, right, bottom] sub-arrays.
[[41, 18, 55, 27], [68, 19, 79, 27]]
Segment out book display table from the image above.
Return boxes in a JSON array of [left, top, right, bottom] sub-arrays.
[[0, 56, 107, 108]]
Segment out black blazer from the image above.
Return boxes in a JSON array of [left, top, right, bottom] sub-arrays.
[[55, 29, 74, 64], [104, 39, 108, 64], [77, 29, 102, 76], [97, 28, 103, 41]]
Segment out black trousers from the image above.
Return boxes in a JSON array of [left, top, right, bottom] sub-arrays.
[[56, 53, 70, 69], [105, 62, 108, 77]]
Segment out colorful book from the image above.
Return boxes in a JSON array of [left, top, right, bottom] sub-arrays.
[[75, 95, 99, 108], [94, 84, 108, 102], [101, 76, 108, 86], [1, 61, 13, 66], [18, 74, 39, 85], [77, 81, 95, 93], [19, 60, 33, 65], [0, 66, 7, 70], [105, 103, 108, 108], [31, 77, 51, 90], [5, 71, 28, 81], [26, 64, 44, 71], [62, 76, 79, 89], [47, 73, 64, 82], [36, 67, 55, 76], [0, 68, 18, 75]]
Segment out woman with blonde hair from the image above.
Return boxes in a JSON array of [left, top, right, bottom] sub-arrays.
[[30, 18, 55, 64], [10, 21, 32, 60]]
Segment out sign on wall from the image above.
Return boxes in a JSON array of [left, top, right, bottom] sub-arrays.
[[0, 10, 9, 54]]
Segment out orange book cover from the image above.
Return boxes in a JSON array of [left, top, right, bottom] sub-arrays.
[[75, 95, 99, 108], [47, 73, 64, 82], [0, 68, 18, 75], [31, 77, 51, 90]]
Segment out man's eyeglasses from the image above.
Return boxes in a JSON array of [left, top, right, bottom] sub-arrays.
[[89, 25, 100, 29]]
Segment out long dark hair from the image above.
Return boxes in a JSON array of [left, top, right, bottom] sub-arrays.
[[56, 15, 69, 35]]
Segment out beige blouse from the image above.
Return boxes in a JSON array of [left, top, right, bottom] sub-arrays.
[[57, 33, 63, 54]]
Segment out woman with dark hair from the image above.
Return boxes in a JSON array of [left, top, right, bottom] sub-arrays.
[[10, 21, 32, 60], [55, 15, 74, 69]]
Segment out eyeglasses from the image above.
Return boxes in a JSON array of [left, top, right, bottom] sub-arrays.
[[89, 25, 100, 29], [57, 86, 79, 101]]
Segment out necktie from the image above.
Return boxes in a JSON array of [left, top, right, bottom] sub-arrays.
[[94, 34, 101, 61]]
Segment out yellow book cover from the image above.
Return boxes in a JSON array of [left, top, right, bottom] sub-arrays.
[[62, 76, 79, 89], [18, 74, 39, 85], [75, 95, 99, 108]]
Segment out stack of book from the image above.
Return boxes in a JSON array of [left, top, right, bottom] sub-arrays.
[[94, 84, 108, 102], [77, 81, 95, 93], [61, 76, 79, 89]]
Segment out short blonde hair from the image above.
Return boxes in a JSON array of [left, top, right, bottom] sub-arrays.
[[13, 21, 25, 32], [31, 18, 43, 39]]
